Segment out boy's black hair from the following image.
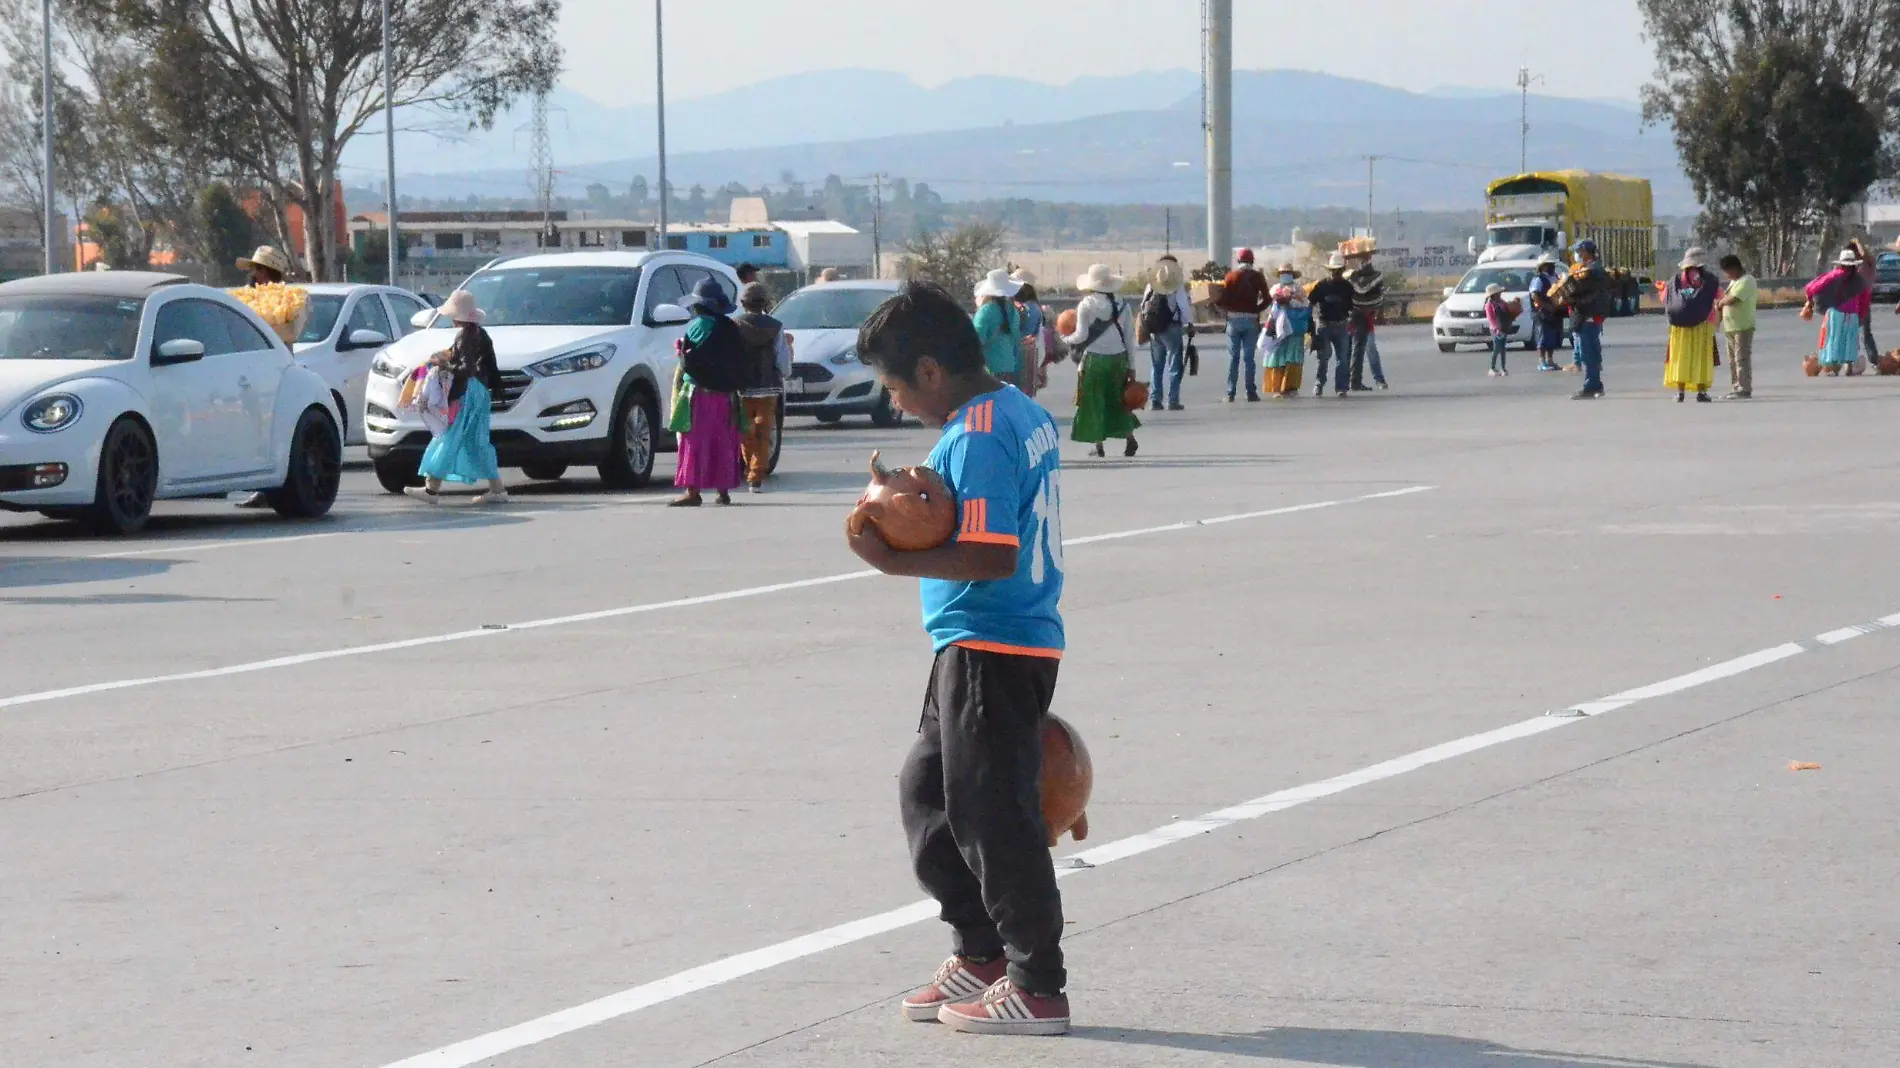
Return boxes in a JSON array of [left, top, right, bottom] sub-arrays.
[[857, 280, 985, 382], [1719, 254, 1745, 273]]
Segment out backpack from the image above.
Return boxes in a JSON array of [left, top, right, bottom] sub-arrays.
[[1139, 287, 1179, 335]]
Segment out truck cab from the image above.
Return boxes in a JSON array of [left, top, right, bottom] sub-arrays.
[[1470, 223, 1564, 266]]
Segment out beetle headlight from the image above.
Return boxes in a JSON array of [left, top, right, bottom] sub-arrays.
[[23, 393, 82, 433], [529, 343, 617, 377]]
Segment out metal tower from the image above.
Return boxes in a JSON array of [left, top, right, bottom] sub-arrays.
[[528, 91, 556, 246]]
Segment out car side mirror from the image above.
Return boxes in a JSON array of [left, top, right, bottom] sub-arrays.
[[649, 302, 692, 326], [346, 329, 391, 350], [1443, 287, 1456, 299], [1467, 236, 1481, 257], [153, 338, 206, 365], [410, 309, 439, 329]]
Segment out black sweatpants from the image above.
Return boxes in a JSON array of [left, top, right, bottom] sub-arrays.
[[899, 645, 1066, 995]]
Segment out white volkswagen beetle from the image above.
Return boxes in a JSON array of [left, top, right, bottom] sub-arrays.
[[0, 271, 343, 534], [290, 283, 432, 444]]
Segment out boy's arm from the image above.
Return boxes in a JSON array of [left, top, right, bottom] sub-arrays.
[[847, 526, 1015, 581]]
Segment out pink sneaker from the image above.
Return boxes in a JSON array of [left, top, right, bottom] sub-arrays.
[[938, 977, 1071, 1035], [901, 955, 1006, 1022]]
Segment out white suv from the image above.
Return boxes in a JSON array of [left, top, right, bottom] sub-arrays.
[[361, 251, 738, 492]]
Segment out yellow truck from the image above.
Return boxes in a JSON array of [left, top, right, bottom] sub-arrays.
[[1473, 171, 1654, 315]]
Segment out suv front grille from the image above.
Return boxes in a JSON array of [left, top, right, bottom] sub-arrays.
[[492, 371, 533, 412], [792, 362, 834, 384]]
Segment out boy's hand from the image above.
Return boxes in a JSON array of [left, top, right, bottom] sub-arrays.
[[846, 517, 896, 571]]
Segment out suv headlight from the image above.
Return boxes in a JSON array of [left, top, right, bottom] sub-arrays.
[[371, 352, 410, 379], [827, 348, 859, 366], [530, 343, 617, 377], [23, 393, 82, 433]]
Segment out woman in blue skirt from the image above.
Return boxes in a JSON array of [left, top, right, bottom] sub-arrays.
[[411, 290, 508, 504]]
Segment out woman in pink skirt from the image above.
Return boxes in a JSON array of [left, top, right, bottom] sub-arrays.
[[667, 278, 747, 506]]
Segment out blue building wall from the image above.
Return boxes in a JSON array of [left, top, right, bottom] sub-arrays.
[[661, 229, 788, 267]]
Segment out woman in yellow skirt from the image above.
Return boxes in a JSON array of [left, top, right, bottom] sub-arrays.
[[1663, 248, 1719, 403]]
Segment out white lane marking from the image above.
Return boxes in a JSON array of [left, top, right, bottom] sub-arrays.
[[86, 531, 346, 559], [373, 609, 1900, 1068], [0, 486, 1435, 712]]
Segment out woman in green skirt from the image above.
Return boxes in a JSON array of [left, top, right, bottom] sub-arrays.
[[1062, 264, 1141, 458]]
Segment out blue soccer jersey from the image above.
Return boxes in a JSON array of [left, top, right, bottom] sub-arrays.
[[918, 387, 1066, 657]]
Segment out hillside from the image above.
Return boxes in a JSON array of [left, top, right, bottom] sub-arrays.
[[370, 69, 1688, 212]]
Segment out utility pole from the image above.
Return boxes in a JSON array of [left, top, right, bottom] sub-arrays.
[[1165, 206, 1172, 255], [382, 0, 398, 286], [41, 0, 56, 275], [871, 173, 883, 279], [1203, 0, 1232, 266], [1365, 155, 1379, 238], [654, 0, 669, 245], [1516, 67, 1542, 175]]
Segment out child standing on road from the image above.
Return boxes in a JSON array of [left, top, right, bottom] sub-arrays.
[[1260, 283, 1310, 397], [848, 281, 1072, 1037], [1483, 284, 1514, 377]]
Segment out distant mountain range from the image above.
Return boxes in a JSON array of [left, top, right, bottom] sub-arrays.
[[351, 69, 1690, 213]]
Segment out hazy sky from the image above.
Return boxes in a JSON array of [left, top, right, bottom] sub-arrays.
[[559, 0, 1653, 106]]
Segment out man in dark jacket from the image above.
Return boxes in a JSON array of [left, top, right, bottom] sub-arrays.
[[1217, 249, 1270, 401], [1564, 240, 1614, 399], [1346, 250, 1389, 391], [1307, 253, 1357, 398], [731, 282, 790, 492]]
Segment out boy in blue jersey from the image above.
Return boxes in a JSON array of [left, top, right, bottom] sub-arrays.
[[848, 282, 1072, 1036]]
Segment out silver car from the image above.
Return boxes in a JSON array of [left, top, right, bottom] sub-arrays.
[[774, 280, 903, 426]]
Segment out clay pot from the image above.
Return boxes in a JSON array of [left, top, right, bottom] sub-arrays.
[[1803, 354, 1823, 377], [1055, 307, 1079, 337], [1040, 713, 1093, 847], [846, 450, 956, 551], [1122, 377, 1150, 412]]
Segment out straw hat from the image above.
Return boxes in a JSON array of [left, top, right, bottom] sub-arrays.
[[1275, 262, 1302, 278], [1678, 247, 1708, 269], [236, 245, 291, 275], [1484, 283, 1506, 297], [1077, 263, 1124, 293], [1152, 257, 1186, 291], [974, 268, 1024, 301], [436, 289, 485, 324], [1836, 247, 1864, 267], [1325, 252, 1348, 271], [1008, 268, 1037, 286]]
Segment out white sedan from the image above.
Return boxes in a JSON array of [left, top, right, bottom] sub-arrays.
[[0, 271, 343, 534], [291, 283, 432, 444]]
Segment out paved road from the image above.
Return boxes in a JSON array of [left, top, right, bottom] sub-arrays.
[[3, 309, 1897, 1068]]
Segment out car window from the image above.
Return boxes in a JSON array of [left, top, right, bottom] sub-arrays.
[[1455, 268, 1535, 295], [219, 306, 275, 352], [774, 287, 896, 329], [296, 294, 345, 343], [642, 266, 687, 320], [384, 292, 428, 335], [0, 294, 141, 361], [461, 266, 642, 327], [347, 293, 393, 340], [152, 298, 237, 357]]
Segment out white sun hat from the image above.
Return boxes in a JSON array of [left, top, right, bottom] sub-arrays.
[[436, 289, 486, 324], [1484, 283, 1505, 296], [1325, 252, 1348, 270], [1076, 263, 1124, 293], [973, 268, 1024, 301]]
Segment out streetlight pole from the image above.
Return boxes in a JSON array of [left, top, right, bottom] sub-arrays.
[[654, 0, 669, 245], [41, 0, 56, 275], [382, 0, 398, 286], [1516, 67, 1542, 175], [1203, 0, 1232, 266]]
